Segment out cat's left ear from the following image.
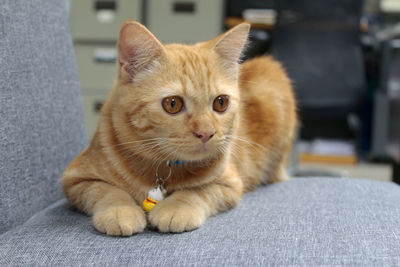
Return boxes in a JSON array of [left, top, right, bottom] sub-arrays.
[[214, 23, 250, 76]]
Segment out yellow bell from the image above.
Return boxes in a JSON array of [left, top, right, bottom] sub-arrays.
[[143, 186, 165, 212], [142, 197, 158, 212]]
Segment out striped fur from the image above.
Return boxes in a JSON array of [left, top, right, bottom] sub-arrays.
[[62, 21, 296, 235]]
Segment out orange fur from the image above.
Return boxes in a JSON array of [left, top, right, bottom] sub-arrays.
[[62, 21, 296, 235]]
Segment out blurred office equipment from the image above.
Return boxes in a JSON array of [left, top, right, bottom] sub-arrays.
[[270, 0, 366, 144], [225, 0, 275, 60], [369, 0, 400, 181], [298, 139, 357, 165], [225, 0, 364, 169], [381, 0, 400, 11], [371, 33, 400, 162]]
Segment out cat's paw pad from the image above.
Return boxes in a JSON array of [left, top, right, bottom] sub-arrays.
[[149, 201, 205, 233], [93, 205, 146, 236]]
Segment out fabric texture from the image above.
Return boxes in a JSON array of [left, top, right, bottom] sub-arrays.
[[0, 0, 87, 234], [1, 178, 399, 266]]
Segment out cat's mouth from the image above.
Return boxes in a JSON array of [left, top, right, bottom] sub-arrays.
[[199, 143, 208, 152]]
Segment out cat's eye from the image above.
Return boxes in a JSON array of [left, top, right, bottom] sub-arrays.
[[213, 95, 229, 113], [162, 96, 184, 114]]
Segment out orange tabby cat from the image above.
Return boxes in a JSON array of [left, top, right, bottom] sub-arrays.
[[62, 21, 296, 236]]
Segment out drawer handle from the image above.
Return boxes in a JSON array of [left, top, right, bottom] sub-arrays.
[[94, 57, 116, 63], [94, 101, 104, 113], [95, 0, 117, 11], [93, 48, 117, 63], [173, 2, 195, 13]]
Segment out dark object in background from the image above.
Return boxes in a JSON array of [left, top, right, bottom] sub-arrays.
[[242, 28, 271, 61], [370, 37, 400, 163], [270, 0, 366, 141], [275, 0, 363, 21], [393, 161, 400, 184], [226, 0, 275, 17], [226, 0, 275, 60]]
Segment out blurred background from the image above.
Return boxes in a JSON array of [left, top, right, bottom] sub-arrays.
[[66, 0, 399, 182]]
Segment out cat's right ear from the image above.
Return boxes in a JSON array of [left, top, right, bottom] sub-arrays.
[[213, 23, 250, 77], [118, 21, 165, 80]]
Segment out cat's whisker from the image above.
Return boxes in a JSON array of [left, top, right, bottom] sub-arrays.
[[115, 140, 159, 151], [164, 142, 185, 161], [119, 137, 171, 150], [114, 137, 168, 147], [117, 138, 171, 161], [146, 145, 170, 167], [150, 142, 176, 166], [220, 141, 241, 163], [225, 135, 268, 152], [230, 137, 284, 164], [114, 143, 162, 156], [165, 144, 183, 162], [154, 148, 171, 163], [139, 141, 169, 158], [115, 140, 162, 155]]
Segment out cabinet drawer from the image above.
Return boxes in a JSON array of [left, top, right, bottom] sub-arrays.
[[146, 0, 224, 44], [70, 0, 142, 41], [74, 44, 117, 91]]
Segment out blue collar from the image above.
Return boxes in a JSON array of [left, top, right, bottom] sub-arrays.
[[169, 160, 183, 165]]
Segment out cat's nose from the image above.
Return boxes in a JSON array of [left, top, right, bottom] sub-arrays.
[[193, 131, 215, 143]]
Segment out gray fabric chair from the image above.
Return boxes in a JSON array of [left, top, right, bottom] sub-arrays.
[[1, 0, 400, 265]]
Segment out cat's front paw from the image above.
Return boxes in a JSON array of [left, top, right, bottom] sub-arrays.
[[149, 199, 206, 233], [93, 205, 146, 236]]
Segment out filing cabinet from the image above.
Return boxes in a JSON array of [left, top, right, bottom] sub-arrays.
[[146, 0, 224, 44], [69, 0, 142, 137], [74, 44, 117, 137], [74, 43, 117, 137]]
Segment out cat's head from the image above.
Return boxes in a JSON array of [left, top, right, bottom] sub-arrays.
[[111, 21, 249, 162]]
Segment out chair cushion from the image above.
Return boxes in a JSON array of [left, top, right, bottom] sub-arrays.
[[0, 0, 87, 233], [1, 178, 400, 266]]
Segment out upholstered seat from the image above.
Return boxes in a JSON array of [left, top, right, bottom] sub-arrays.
[[1, 178, 400, 266]]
